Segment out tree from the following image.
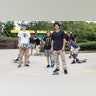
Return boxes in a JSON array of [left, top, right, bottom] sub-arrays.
[[3, 21, 15, 37]]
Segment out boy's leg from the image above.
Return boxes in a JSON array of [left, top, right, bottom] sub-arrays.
[[36, 45, 40, 55], [31, 48, 33, 55], [24, 48, 29, 66], [45, 50, 50, 67], [74, 48, 80, 62], [70, 46, 77, 64], [46, 57, 50, 67], [71, 52, 77, 64], [15, 54, 20, 61], [18, 48, 24, 67]]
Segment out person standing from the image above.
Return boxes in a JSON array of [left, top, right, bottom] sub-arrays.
[[42, 30, 52, 68], [17, 24, 31, 67], [51, 22, 68, 74], [29, 35, 36, 55], [32, 36, 41, 56]]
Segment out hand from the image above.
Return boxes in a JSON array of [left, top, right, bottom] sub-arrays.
[[51, 48, 53, 52], [62, 47, 65, 52], [17, 43, 20, 47]]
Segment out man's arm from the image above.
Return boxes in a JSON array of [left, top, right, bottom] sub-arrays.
[[62, 38, 66, 51], [62, 32, 66, 51]]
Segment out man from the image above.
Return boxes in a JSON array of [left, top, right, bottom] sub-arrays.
[[17, 24, 31, 67], [51, 22, 68, 74]]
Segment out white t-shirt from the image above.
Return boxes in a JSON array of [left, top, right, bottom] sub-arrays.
[[18, 31, 31, 44]]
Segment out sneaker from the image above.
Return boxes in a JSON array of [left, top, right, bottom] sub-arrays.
[[18, 64, 21, 68], [69, 55, 72, 58], [76, 59, 79, 62], [53, 69, 59, 72], [47, 65, 50, 68], [64, 70, 68, 74], [25, 64, 30, 67], [28, 61, 30, 63], [71, 60, 76, 64]]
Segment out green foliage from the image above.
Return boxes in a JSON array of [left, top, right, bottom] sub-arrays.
[[40, 45, 45, 52], [3, 21, 15, 37], [79, 41, 96, 50], [40, 41, 96, 52], [0, 21, 96, 42]]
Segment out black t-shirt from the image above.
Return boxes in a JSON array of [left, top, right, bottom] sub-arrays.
[[43, 36, 51, 49], [34, 38, 40, 45], [30, 38, 35, 44], [52, 30, 66, 51]]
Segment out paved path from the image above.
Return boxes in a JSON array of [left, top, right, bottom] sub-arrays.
[[0, 49, 96, 96]]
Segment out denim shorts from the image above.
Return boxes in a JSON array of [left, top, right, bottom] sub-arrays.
[[44, 49, 51, 57]]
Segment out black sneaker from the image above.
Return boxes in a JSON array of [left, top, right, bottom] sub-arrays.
[[25, 64, 30, 67], [28, 61, 30, 64], [64, 70, 68, 74], [53, 69, 59, 72], [76, 59, 79, 62], [71, 60, 76, 64], [47, 65, 50, 68], [18, 64, 21, 68], [69, 55, 72, 58]]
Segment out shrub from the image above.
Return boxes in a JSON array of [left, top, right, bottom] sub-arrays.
[[79, 41, 96, 50], [40, 41, 96, 52]]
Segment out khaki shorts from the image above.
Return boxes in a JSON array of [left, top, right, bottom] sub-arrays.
[[71, 46, 80, 54]]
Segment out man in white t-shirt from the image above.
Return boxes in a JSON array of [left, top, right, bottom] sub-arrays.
[[17, 24, 31, 67]]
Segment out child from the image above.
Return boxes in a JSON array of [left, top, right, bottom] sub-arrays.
[[42, 30, 52, 68], [66, 32, 76, 58], [70, 38, 80, 64]]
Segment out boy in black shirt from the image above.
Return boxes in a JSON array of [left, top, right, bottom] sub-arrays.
[[51, 22, 68, 74], [29, 35, 36, 55], [42, 30, 51, 68], [32, 35, 41, 56]]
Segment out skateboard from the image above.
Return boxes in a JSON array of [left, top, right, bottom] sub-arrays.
[[52, 71, 59, 75], [77, 59, 87, 63], [50, 60, 55, 68], [12, 59, 18, 63], [50, 52, 55, 68]]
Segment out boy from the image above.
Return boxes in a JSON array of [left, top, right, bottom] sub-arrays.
[[70, 38, 80, 64], [42, 30, 51, 68]]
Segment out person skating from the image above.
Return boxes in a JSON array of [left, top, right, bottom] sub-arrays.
[[66, 32, 76, 58], [69, 38, 80, 64]]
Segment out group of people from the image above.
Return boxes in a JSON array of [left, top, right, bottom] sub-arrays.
[[15, 22, 80, 75]]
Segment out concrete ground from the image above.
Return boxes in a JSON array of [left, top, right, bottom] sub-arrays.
[[0, 49, 96, 96]]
